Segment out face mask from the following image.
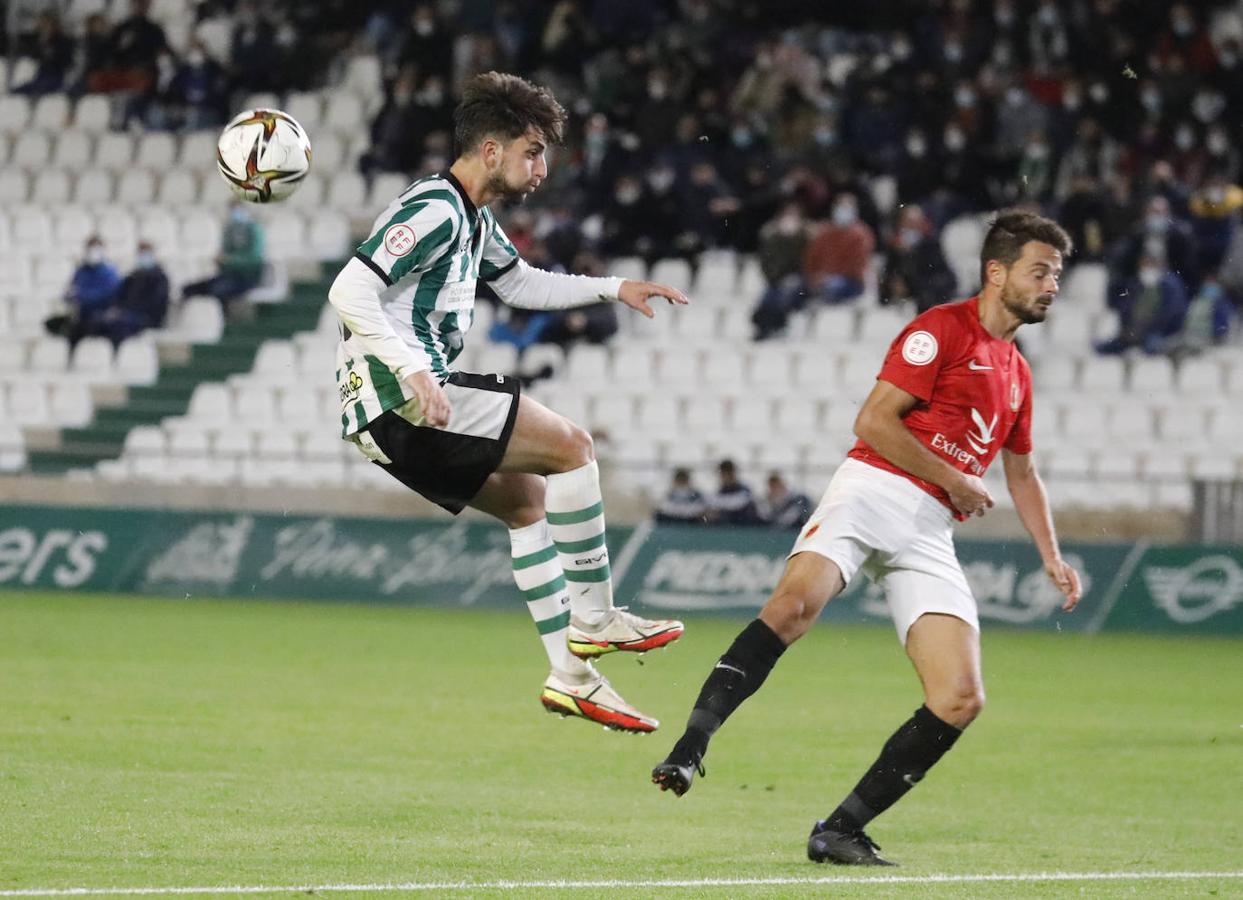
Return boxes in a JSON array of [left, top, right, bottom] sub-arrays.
[[1005, 88, 1025, 107], [230, 207, 249, 224], [1174, 128, 1195, 151], [776, 214, 801, 236], [899, 227, 923, 249], [944, 128, 966, 151], [1206, 186, 1227, 205], [1026, 142, 1049, 160], [954, 86, 976, 108], [648, 81, 667, 100], [1037, 6, 1058, 26], [1172, 17, 1194, 36], [1207, 132, 1228, 155], [996, 6, 1015, 25], [906, 136, 927, 157], [137, 251, 156, 268], [731, 127, 753, 148], [415, 19, 434, 36], [813, 127, 835, 146], [85, 246, 104, 264], [616, 188, 639, 205], [892, 39, 912, 61], [1141, 90, 1161, 112], [187, 50, 205, 66], [1146, 214, 1170, 234], [1139, 268, 1160, 287], [648, 170, 674, 192], [944, 42, 962, 63], [1219, 51, 1238, 68], [1063, 91, 1081, 111], [832, 205, 857, 226], [1089, 82, 1109, 103]]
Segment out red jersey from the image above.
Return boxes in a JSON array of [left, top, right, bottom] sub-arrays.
[[848, 297, 1033, 519]]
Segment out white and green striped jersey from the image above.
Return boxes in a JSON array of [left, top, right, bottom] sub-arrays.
[[330, 172, 521, 435], [328, 170, 626, 438]]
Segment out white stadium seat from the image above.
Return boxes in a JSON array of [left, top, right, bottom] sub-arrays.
[[0, 94, 31, 136], [71, 336, 115, 380], [136, 208, 179, 256], [158, 170, 200, 207], [253, 340, 298, 381], [31, 170, 73, 204], [177, 130, 217, 167], [31, 93, 71, 131], [49, 382, 93, 427], [73, 170, 114, 205], [10, 207, 52, 252], [178, 208, 222, 256], [344, 54, 383, 101], [94, 132, 135, 171], [8, 382, 51, 426], [32, 257, 74, 291], [1078, 356, 1125, 392], [11, 131, 51, 168], [136, 132, 178, 170], [1128, 355, 1174, 395], [368, 172, 411, 208], [115, 170, 155, 206], [177, 297, 225, 343], [28, 336, 70, 373], [284, 92, 323, 132], [326, 170, 367, 210], [73, 94, 112, 133], [260, 211, 304, 261], [308, 212, 351, 260], [115, 335, 159, 385], [0, 170, 28, 204], [323, 90, 366, 135], [1177, 357, 1222, 394], [52, 129, 94, 169]]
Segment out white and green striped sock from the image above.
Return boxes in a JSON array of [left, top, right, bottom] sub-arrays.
[[510, 519, 589, 677], [546, 459, 612, 627]]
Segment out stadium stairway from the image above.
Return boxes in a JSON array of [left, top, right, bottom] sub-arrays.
[[24, 269, 336, 475]]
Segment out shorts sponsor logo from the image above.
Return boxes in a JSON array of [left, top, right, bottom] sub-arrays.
[[383, 223, 416, 257], [901, 330, 938, 366], [339, 370, 363, 403]]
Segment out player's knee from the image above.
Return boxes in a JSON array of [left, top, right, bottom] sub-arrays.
[[557, 421, 595, 471], [761, 588, 819, 642], [928, 683, 985, 728]]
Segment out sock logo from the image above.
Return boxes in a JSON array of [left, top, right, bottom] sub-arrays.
[[575, 553, 607, 565], [902, 772, 924, 786], [713, 661, 745, 676]]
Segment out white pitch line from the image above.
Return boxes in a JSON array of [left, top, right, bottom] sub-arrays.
[[1, 872, 1241, 896]]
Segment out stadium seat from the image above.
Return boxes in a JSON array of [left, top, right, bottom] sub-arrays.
[[0, 255, 32, 294], [28, 336, 70, 374], [649, 258, 693, 294], [31, 93, 70, 131], [941, 215, 985, 291], [1060, 403, 1111, 448], [1190, 454, 1239, 480], [1061, 263, 1108, 312], [52, 129, 93, 169], [326, 171, 367, 210], [165, 427, 217, 483], [367, 172, 411, 210], [115, 335, 159, 385], [177, 130, 217, 167], [187, 382, 233, 424], [475, 342, 519, 375], [94, 133, 134, 172], [0, 168, 30, 204], [277, 386, 319, 426], [124, 425, 168, 481], [8, 381, 51, 426], [0, 422, 26, 471], [11, 131, 50, 170], [31, 170, 73, 205], [10, 206, 52, 252], [564, 344, 610, 388], [683, 396, 729, 439], [610, 345, 656, 390], [48, 382, 93, 427], [857, 306, 909, 346], [749, 346, 796, 396], [73, 170, 114, 205], [0, 94, 31, 136], [343, 54, 383, 101], [70, 336, 114, 380], [115, 170, 154, 207], [178, 208, 223, 257], [73, 94, 112, 133], [1034, 355, 1077, 391], [308, 212, 350, 260], [1177, 357, 1223, 394], [656, 347, 700, 387], [284, 91, 323, 133], [324, 90, 367, 135], [157, 171, 199, 207], [1128, 355, 1174, 395], [1106, 404, 1154, 443], [259, 211, 304, 261], [1078, 355, 1125, 392], [33, 257, 74, 292], [253, 340, 299, 382], [775, 397, 820, 432], [588, 394, 634, 432]]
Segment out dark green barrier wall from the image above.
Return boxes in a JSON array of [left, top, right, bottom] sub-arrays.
[[1, 505, 1240, 635]]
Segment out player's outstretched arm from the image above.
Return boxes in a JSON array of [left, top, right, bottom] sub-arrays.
[[1002, 449, 1082, 610], [616, 280, 690, 319]]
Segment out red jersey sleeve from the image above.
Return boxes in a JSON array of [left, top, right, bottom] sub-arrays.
[[875, 308, 959, 402], [1004, 358, 1034, 454]]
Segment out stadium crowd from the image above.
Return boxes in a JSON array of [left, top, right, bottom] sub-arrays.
[[9, 1, 1242, 357]]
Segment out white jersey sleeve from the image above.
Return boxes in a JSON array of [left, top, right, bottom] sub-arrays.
[[327, 258, 433, 380]]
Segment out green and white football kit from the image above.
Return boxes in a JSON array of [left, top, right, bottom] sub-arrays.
[[329, 171, 624, 512]]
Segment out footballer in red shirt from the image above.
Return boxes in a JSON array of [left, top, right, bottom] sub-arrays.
[[654, 211, 1084, 868]]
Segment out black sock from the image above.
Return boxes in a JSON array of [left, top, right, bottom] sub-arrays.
[[824, 706, 962, 833], [678, 619, 787, 760]]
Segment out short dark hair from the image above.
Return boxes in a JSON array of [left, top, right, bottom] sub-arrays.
[[979, 210, 1072, 283], [453, 71, 567, 155]]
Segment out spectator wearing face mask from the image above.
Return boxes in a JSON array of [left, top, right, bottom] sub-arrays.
[[751, 201, 814, 340], [802, 193, 875, 305], [1188, 171, 1243, 271], [1107, 194, 1200, 309], [45, 236, 122, 348], [1095, 252, 1189, 355], [181, 202, 266, 314], [880, 205, 957, 314], [99, 242, 170, 346]]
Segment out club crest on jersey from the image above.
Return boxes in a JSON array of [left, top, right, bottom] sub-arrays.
[[901, 330, 938, 365], [383, 223, 416, 257], [1010, 381, 1020, 411]]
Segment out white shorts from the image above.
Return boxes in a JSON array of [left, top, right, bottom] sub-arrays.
[[790, 458, 977, 644]]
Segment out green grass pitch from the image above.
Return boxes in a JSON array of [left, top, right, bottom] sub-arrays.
[[1, 590, 1240, 898]]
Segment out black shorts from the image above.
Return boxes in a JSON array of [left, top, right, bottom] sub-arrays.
[[361, 371, 522, 514]]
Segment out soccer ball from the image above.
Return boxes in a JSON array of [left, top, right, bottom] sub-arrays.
[[216, 108, 312, 203]]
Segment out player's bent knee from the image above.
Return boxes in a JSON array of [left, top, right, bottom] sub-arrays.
[[760, 589, 821, 643], [927, 685, 986, 728]]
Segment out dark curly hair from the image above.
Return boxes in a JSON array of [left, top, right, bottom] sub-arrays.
[[453, 71, 567, 155]]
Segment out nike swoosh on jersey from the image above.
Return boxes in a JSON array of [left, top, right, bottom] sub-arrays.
[[967, 360, 993, 370]]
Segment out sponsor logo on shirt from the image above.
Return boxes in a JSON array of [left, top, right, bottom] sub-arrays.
[[930, 432, 986, 475], [966, 408, 998, 455], [901, 330, 938, 365], [967, 359, 993, 371], [339, 370, 363, 403]]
